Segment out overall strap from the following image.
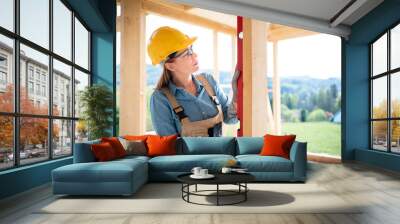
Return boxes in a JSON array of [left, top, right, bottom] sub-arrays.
[[195, 74, 220, 105], [160, 88, 187, 121]]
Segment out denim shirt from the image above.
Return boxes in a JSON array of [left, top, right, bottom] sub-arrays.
[[150, 73, 238, 136]]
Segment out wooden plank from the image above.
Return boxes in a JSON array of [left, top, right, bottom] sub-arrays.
[[272, 41, 281, 134], [268, 26, 317, 41], [142, 0, 235, 35], [213, 30, 219, 82], [119, 0, 147, 135], [243, 18, 274, 136]]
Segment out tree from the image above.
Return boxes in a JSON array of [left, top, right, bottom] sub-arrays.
[[79, 84, 113, 140], [0, 85, 59, 150], [282, 93, 298, 110], [281, 104, 299, 122], [307, 108, 328, 122], [300, 109, 307, 122]]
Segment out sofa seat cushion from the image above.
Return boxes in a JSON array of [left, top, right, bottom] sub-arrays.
[[149, 154, 235, 172], [236, 155, 293, 172], [53, 159, 147, 183], [117, 155, 150, 163]]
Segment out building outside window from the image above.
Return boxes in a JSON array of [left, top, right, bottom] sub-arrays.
[[35, 83, 40, 95], [29, 66, 34, 80], [0, 71, 7, 87], [41, 73, 46, 83], [28, 81, 34, 94], [0, 0, 91, 170], [42, 85, 46, 97], [0, 54, 7, 88], [35, 70, 40, 81], [0, 54, 7, 67], [370, 23, 400, 154]]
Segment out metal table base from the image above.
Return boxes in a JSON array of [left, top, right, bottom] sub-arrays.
[[181, 183, 249, 206]]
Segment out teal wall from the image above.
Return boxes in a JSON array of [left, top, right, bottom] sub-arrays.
[[344, 0, 400, 171], [0, 0, 116, 200], [0, 158, 72, 199]]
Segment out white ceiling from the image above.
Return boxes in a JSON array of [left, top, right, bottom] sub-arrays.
[[169, 0, 384, 38], [225, 0, 353, 23]]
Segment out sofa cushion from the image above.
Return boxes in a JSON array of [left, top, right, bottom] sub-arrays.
[[236, 155, 293, 172], [148, 154, 235, 172], [101, 137, 127, 158], [91, 142, 118, 161], [119, 138, 147, 156], [177, 137, 236, 155], [74, 140, 101, 163], [53, 158, 147, 183], [236, 137, 263, 155], [260, 134, 296, 159], [147, 134, 178, 157], [115, 155, 150, 163]]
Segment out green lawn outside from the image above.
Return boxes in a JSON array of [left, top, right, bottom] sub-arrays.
[[282, 121, 341, 157]]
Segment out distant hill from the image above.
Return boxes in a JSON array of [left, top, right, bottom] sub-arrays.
[[278, 76, 341, 95], [116, 64, 341, 96]]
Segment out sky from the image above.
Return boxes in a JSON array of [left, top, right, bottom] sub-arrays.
[[275, 34, 341, 78]]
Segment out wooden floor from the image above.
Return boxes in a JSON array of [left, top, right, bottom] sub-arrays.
[[1, 161, 400, 224]]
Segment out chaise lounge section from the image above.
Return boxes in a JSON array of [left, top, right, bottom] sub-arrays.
[[52, 137, 307, 196]]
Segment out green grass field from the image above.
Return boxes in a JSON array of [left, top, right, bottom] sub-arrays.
[[282, 122, 341, 157]]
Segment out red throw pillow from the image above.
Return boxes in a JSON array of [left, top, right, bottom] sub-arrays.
[[101, 137, 126, 158], [260, 134, 296, 159], [146, 134, 178, 157], [91, 142, 117, 161]]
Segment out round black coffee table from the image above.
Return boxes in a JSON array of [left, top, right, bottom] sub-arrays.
[[177, 173, 255, 206]]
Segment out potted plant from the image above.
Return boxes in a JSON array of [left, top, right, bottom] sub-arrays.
[[79, 84, 113, 140]]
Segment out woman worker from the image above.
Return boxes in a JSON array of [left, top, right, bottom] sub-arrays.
[[148, 26, 238, 137]]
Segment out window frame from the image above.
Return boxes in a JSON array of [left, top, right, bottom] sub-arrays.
[[370, 20, 400, 154], [0, 0, 92, 171]]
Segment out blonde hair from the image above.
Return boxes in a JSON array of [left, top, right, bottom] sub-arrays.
[[155, 64, 173, 90]]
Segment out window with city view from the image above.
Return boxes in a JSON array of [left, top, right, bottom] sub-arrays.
[[0, 0, 91, 170], [371, 22, 400, 153]]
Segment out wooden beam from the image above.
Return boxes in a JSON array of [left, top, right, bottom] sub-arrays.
[[116, 16, 121, 32], [213, 30, 219, 82], [243, 18, 275, 136], [272, 41, 281, 134], [268, 26, 317, 42], [147, 0, 189, 11], [142, 0, 235, 35], [119, 0, 147, 135]]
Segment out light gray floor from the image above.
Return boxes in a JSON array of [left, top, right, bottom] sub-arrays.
[[1, 162, 400, 224]]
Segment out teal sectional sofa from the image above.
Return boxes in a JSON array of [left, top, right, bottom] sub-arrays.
[[52, 137, 307, 196]]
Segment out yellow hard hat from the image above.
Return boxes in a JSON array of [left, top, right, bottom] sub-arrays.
[[147, 26, 197, 65]]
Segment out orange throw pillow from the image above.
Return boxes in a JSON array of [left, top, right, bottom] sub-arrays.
[[260, 134, 296, 159], [123, 135, 149, 141], [91, 142, 117, 161], [146, 134, 178, 157], [101, 137, 126, 158]]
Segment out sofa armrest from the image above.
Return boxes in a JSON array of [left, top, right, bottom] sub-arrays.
[[289, 141, 307, 181], [73, 140, 100, 163]]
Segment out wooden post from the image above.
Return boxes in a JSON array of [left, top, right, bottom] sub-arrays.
[[272, 41, 282, 134], [231, 34, 236, 72], [242, 18, 275, 136], [213, 30, 219, 82], [119, 0, 146, 135]]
